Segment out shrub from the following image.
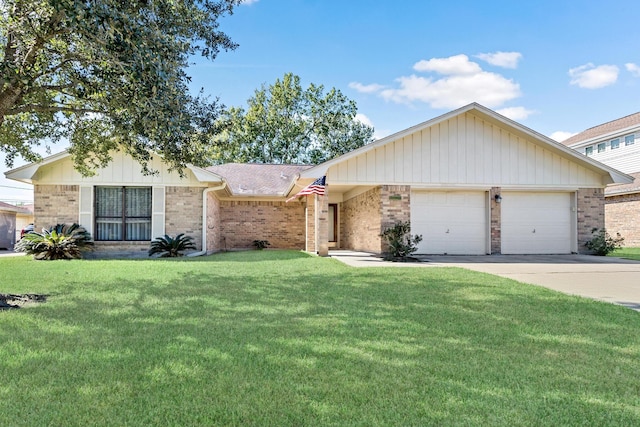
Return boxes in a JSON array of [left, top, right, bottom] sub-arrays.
[[253, 240, 271, 250], [149, 234, 196, 257], [585, 228, 624, 256], [15, 223, 94, 260], [380, 221, 423, 261]]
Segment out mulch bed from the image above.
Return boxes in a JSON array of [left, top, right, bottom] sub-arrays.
[[0, 294, 47, 310]]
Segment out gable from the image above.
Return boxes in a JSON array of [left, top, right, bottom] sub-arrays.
[[10, 151, 220, 187], [324, 109, 623, 189]]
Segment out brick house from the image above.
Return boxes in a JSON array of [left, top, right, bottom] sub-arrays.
[[5, 103, 632, 257], [560, 112, 640, 246]]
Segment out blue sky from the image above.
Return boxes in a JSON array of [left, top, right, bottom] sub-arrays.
[[3, 0, 640, 202]]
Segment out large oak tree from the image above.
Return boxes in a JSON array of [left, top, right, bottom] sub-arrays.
[[211, 73, 374, 165], [0, 0, 240, 175]]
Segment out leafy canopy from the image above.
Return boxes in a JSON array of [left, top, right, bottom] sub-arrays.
[[211, 72, 374, 164], [0, 0, 240, 175]]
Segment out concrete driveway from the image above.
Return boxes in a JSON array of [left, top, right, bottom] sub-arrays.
[[329, 251, 640, 311]]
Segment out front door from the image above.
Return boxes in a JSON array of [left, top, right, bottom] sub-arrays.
[[328, 203, 338, 247]]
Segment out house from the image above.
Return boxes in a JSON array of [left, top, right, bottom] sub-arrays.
[[560, 112, 640, 246], [5, 103, 632, 257], [0, 201, 32, 250]]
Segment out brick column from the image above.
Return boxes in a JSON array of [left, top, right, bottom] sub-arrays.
[[317, 193, 329, 256], [577, 188, 605, 253], [490, 187, 501, 254]]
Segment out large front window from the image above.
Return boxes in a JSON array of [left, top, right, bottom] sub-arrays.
[[95, 187, 152, 241]]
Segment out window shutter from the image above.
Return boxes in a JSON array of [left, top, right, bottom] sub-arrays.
[[151, 186, 165, 239], [79, 186, 93, 235]]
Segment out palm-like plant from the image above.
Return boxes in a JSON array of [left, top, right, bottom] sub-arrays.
[[148, 234, 196, 257], [15, 223, 94, 260]]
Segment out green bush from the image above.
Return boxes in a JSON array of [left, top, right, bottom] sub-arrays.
[[149, 234, 196, 257], [585, 228, 624, 256], [15, 223, 94, 260], [380, 221, 423, 261], [252, 240, 271, 250]]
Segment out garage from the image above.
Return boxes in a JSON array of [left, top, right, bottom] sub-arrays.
[[501, 192, 573, 254], [410, 191, 488, 255]]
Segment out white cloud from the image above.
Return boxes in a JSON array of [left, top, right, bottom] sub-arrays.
[[379, 70, 521, 109], [475, 51, 522, 69], [413, 54, 481, 75], [496, 106, 536, 121], [626, 63, 640, 77], [549, 131, 576, 142], [568, 63, 619, 89], [241, 0, 259, 4], [354, 113, 389, 140], [355, 113, 374, 127], [349, 82, 385, 94]]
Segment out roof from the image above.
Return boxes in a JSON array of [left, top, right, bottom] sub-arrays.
[[301, 102, 634, 186], [0, 201, 32, 214], [206, 163, 313, 196], [605, 171, 640, 196], [561, 112, 640, 147]]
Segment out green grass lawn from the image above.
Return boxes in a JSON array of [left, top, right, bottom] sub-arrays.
[[609, 247, 640, 261], [1, 251, 639, 426]]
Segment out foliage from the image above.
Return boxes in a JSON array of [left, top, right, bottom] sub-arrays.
[[252, 239, 271, 250], [211, 72, 374, 164], [380, 220, 423, 261], [585, 228, 624, 256], [0, 0, 240, 175], [14, 223, 94, 260], [1, 251, 640, 425], [149, 233, 196, 257]]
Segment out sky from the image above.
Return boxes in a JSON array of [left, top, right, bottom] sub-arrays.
[[3, 0, 640, 202]]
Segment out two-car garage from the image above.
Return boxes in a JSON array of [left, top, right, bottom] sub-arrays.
[[410, 190, 575, 255]]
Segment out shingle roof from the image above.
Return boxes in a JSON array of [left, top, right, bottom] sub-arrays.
[[605, 171, 640, 196], [206, 163, 314, 196], [561, 112, 640, 146], [0, 201, 32, 214]]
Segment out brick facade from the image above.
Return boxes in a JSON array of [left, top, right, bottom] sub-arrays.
[[34, 185, 79, 229], [490, 187, 501, 254], [342, 187, 383, 253], [605, 193, 640, 247], [218, 200, 306, 250], [165, 186, 204, 251], [206, 192, 221, 253], [577, 188, 605, 253]]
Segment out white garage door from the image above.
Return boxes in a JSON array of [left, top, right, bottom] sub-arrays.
[[501, 192, 572, 254], [410, 191, 487, 255]]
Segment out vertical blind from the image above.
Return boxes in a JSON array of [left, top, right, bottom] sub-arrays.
[[95, 187, 152, 241]]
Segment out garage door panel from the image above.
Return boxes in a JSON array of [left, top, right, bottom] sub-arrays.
[[411, 191, 487, 255], [501, 192, 572, 254]]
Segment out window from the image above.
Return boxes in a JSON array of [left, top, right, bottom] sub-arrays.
[[625, 134, 635, 146], [597, 143, 606, 153], [610, 138, 620, 149], [585, 146, 593, 156], [95, 187, 152, 241]]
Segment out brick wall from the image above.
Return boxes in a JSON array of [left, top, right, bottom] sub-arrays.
[[605, 193, 640, 247], [218, 200, 306, 250], [577, 188, 605, 253], [342, 187, 383, 253], [490, 187, 501, 254], [34, 185, 79, 229], [206, 192, 221, 253], [165, 186, 203, 250], [380, 185, 411, 229]]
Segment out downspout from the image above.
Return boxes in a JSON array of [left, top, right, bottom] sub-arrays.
[[187, 182, 227, 257]]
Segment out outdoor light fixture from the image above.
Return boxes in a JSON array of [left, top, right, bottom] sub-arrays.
[[494, 194, 502, 203]]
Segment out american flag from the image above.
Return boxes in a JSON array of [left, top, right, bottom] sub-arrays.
[[286, 176, 326, 202]]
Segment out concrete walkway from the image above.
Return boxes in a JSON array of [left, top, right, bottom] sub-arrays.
[[329, 250, 640, 311]]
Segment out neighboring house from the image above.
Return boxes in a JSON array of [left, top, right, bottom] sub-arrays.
[[5, 103, 632, 257], [560, 112, 640, 246], [0, 201, 32, 250]]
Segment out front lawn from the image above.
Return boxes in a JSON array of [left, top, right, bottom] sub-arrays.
[[609, 247, 640, 261], [1, 251, 639, 426]]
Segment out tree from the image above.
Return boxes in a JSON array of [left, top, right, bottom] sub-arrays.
[[0, 0, 240, 175], [211, 73, 374, 164]]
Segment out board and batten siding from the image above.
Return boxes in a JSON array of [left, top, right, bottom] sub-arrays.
[[328, 112, 604, 188], [32, 151, 207, 187]]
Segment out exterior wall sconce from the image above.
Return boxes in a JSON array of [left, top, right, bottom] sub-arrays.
[[494, 194, 502, 203]]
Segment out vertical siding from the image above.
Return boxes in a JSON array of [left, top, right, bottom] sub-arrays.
[[327, 112, 606, 188]]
